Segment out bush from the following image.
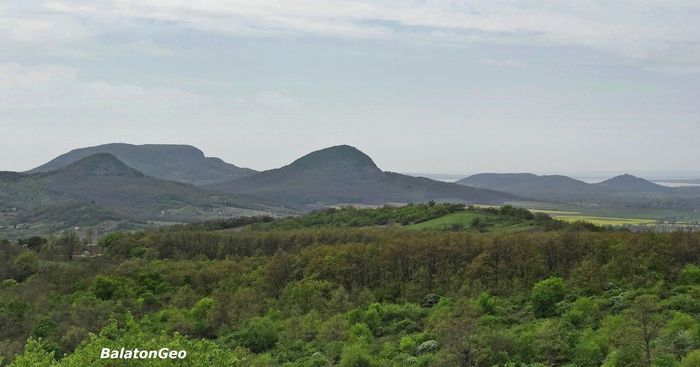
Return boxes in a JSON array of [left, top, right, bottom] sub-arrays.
[[531, 277, 568, 318], [679, 264, 700, 285], [32, 318, 57, 338], [340, 344, 377, 367], [400, 335, 417, 354], [236, 316, 280, 353], [416, 340, 439, 355], [477, 292, 497, 315], [91, 275, 129, 301], [680, 350, 700, 367]]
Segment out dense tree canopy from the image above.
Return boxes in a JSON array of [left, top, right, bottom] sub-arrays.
[[1, 206, 699, 366]]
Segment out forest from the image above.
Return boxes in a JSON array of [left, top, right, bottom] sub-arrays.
[[1, 204, 700, 366]]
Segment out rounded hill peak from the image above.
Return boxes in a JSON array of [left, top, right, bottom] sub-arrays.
[[287, 145, 380, 171], [602, 173, 646, 184], [56, 153, 144, 177], [597, 173, 665, 191]]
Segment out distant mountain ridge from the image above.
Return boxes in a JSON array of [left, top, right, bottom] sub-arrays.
[[210, 145, 517, 208], [461, 173, 593, 192], [458, 172, 668, 194], [29, 143, 256, 185], [9, 143, 700, 235], [456, 172, 699, 210], [1, 154, 278, 235]]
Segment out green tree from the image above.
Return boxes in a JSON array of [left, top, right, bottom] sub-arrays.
[[627, 295, 664, 367], [53, 231, 81, 261], [531, 277, 567, 318], [680, 350, 700, 367], [340, 344, 377, 367], [11, 250, 38, 282], [235, 316, 280, 353], [91, 275, 129, 301], [8, 339, 56, 367], [679, 264, 700, 285]]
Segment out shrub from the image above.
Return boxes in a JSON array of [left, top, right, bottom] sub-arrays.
[[531, 277, 567, 318], [236, 316, 280, 353], [680, 350, 700, 367], [400, 335, 417, 354], [679, 264, 700, 285], [339, 344, 377, 367], [91, 275, 129, 301]]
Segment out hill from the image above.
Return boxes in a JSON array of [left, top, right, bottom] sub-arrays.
[[595, 174, 668, 192], [458, 172, 700, 210], [458, 173, 596, 200], [35, 153, 227, 215], [29, 143, 256, 185], [1, 154, 281, 236], [210, 145, 517, 208]]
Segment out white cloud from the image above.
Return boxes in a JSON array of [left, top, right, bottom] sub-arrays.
[[0, 63, 199, 111], [2, 1, 700, 73], [0, 0, 687, 73], [0, 3, 88, 43]]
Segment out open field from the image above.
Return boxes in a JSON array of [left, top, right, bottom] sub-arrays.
[[519, 201, 700, 222], [410, 206, 660, 230], [529, 209, 657, 226], [552, 215, 655, 226], [406, 211, 483, 230], [530, 209, 584, 215], [406, 211, 538, 232]]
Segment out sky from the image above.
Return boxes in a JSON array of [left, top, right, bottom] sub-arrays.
[[1, 1, 699, 176]]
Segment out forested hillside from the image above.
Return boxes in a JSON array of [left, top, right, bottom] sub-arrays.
[[1, 206, 700, 366], [0, 154, 283, 238]]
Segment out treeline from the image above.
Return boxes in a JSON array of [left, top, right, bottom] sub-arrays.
[[173, 203, 468, 232], [266, 203, 467, 228], [1, 209, 700, 366], [84, 229, 700, 295]]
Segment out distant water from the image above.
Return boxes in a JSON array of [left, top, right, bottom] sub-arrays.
[[403, 173, 463, 182], [653, 182, 700, 188]]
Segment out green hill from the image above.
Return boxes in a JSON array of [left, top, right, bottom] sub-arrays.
[[1, 154, 282, 236], [29, 143, 256, 185], [595, 173, 668, 192], [458, 173, 596, 201], [210, 145, 518, 209], [458, 172, 700, 211]]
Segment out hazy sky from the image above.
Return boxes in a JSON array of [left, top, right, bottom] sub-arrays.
[[1, 1, 699, 175]]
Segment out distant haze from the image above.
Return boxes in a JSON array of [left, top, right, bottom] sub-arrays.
[[1, 1, 699, 174]]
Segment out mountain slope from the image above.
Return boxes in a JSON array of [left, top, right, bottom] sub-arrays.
[[457, 172, 700, 210], [29, 143, 256, 185], [1, 154, 281, 235], [210, 145, 517, 208], [457, 173, 600, 202], [595, 174, 668, 192], [36, 153, 226, 215]]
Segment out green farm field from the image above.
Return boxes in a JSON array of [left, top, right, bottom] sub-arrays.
[[407, 206, 661, 231], [406, 211, 482, 230], [406, 210, 538, 232], [552, 214, 655, 226], [530, 209, 656, 226]]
